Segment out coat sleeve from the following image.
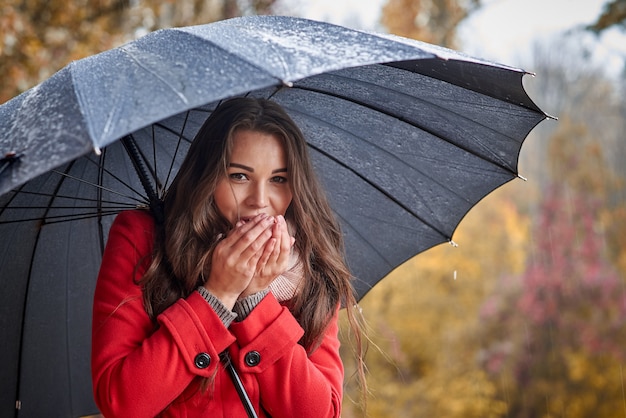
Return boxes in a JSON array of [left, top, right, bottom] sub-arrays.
[[229, 294, 344, 418], [91, 210, 236, 418]]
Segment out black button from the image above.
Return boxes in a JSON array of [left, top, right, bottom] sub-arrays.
[[194, 352, 211, 369], [244, 351, 261, 367]]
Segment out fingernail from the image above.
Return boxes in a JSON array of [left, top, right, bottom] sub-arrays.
[[277, 215, 284, 224]]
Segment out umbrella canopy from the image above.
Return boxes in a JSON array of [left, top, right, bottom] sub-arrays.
[[0, 15, 547, 417]]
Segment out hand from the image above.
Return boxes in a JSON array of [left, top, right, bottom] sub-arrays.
[[240, 215, 295, 298], [203, 214, 275, 309]]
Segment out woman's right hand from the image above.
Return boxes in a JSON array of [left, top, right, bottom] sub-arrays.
[[203, 214, 275, 309], [240, 214, 295, 298]]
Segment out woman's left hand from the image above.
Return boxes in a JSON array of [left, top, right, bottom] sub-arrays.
[[240, 215, 295, 298]]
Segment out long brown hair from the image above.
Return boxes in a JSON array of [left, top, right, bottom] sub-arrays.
[[140, 96, 359, 351]]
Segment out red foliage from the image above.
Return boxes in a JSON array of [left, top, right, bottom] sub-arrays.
[[479, 184, 626, 385], [516, 185, 626, 357]]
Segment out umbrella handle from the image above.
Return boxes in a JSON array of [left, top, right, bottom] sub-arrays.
[[220, 352, 258, 418]]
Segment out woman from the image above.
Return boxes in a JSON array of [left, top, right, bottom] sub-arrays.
[[92, 97, 363, 417]]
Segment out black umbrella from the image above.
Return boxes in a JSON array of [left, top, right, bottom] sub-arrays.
[[0, 15, 548, 417]]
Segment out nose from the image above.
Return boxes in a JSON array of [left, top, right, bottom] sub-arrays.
[[246, 182, 268, 209]]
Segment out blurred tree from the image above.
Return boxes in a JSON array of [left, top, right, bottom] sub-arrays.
[[587, 0, 626, 33], [380, 0, 481, 47], [521, 40, 626, 277], [478, 183, 626, 417], [0, 0, 276, 103], [548, 113, 626, 294], [342, 186, 530, 417]]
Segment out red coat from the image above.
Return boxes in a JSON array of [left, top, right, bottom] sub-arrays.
[[92, 210, 343, 417]]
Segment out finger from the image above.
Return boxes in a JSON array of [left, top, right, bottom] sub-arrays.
[[228, 214, 275, 253], [256, 237, 277, 272], [255, 227, 289, 283], [212, 215, 272, 275], [239, 219, 276, 265], [258, 217, 285, 272], [266, 218, 284, 262], [254, 217, 289, 277], [278, 216, 293, 250], [274, 216, 293, 265], [227, 214, 268, 240]]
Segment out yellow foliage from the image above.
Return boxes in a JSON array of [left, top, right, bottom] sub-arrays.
[[342, 186, 531, 417], [381, 0, 480, 47], [1, 0, 275, 103]]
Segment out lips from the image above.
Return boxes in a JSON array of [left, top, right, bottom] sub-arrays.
[[239, 214, 263, 224]]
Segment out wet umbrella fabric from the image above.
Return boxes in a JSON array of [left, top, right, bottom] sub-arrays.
[[0, 15, 547, 417]]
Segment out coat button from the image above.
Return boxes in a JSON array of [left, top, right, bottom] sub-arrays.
[[244, 351, 261, 367], [194, 352, 211, 369]]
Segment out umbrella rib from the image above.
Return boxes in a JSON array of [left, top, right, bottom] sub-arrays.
[[0, 204, 134, 210], [333, 210, 397, 268], [12, 158, 78, 411], [162, 111, 191, 194], [51, 169, 146, 205], [172, 27, 292, 86], [3, 189, 137, 206], [281, 102, 484, 236], [0, 186, 19, 218], [153, 122, 195, 143], [145, 124, 162, 197], [307, 142, 450, 241], [150, 105, 213, 145], [292, 73, 520, 176], [151, 124, 159, 195], [48, 210, 123, 224], [85, 148, 153, 202], [97, 148, 107, 253], [89, 150, 148, 200], [0, 210, 124, 225], [118, 47, 190, 105], [122, 135, 164, 223]]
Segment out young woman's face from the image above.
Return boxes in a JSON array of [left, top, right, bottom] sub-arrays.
[[214, 129, 293, 225]]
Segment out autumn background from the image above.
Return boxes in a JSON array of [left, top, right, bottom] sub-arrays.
[[2, 0, 626, 417]]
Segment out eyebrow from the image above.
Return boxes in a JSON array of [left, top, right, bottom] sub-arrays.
[[229, 163, 288, 174]]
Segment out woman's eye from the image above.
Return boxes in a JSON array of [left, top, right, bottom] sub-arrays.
[[271, 176, 288, 184], [229, 173, 247, 181]]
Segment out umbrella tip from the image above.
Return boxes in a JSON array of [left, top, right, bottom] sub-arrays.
[[517, 173, 528, 181], [0, 151, 23, 175], [449, 240, 458, 248], [1, 151, 20, 160], [94, 146, 102, 156], [282, 80, 293, 88]]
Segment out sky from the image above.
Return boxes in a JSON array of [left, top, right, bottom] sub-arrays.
[[458, 0, 626, 74], [279, 0, 625, 77]]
